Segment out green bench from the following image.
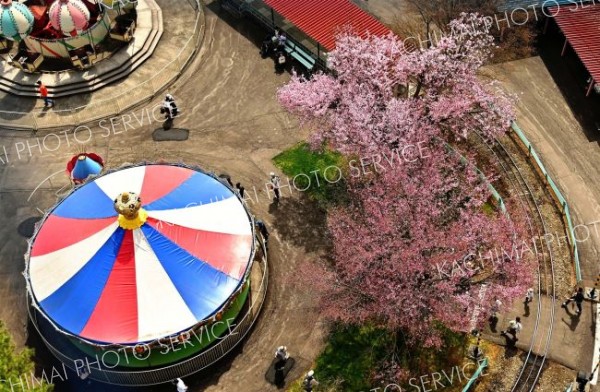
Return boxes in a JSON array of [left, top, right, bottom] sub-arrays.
[[283, 41, 316, 71]]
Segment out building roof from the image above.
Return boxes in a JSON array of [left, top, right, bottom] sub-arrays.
[[550, 3, 600, 83], [263, 0, 390, 51], [500, 0, 580, 12]]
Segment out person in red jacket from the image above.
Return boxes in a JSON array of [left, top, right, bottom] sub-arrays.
[[36, 81, 54, 108]]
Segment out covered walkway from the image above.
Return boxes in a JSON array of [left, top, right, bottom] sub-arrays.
[[227, 0, 390, 69], [263, 0, 390, 52], [550, 3, 600, 97]]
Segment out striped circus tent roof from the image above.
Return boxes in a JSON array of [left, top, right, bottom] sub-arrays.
[[26, 164, 255, 344]]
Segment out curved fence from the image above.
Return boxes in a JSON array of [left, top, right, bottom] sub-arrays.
[[28, 239, 269, 386], [510, 121, 582, 282], [461, 358, 488, 392], [0, 0, 204, 131]]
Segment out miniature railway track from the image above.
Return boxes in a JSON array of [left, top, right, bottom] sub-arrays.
[[471, 132, 557, 392]]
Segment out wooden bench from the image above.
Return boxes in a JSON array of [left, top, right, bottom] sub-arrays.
[[284, 41, 316, 71]]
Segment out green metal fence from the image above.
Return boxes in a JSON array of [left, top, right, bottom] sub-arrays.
[[445, 143, 506, 214], [461, 358, 488, 392], [510, 122, 582, 282]]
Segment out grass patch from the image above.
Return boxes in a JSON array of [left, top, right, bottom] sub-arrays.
[[273, 143, 347, 207], [297, 324, 470, 392], [482, 201, 496, 217]]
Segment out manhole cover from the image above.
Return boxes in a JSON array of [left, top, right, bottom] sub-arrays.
[[152, 128, 190, 141], [18, 217, 42, 238]]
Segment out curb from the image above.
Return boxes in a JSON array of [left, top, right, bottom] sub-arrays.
[[591, 303, 599, 385]]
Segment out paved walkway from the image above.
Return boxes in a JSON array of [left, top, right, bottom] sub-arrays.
[[486, 55, 600, 382], [0, 0, 199, 130], [0, 4, 328, 392], [482, 296, 595, 371]]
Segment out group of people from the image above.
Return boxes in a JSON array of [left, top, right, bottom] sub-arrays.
[[261, 28, 288, 73], [274, 346, 318, 391], [219, 173, 271, 249], [491, 286, 589, 346]]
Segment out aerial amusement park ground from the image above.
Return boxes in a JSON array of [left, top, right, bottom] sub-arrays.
[[1, 0, 600, 391]]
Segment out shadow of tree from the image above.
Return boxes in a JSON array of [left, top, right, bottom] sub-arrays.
[[268, 194, 331, 253]]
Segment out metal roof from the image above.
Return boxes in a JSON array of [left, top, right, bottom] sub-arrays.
[[263, 0, 390, 51], [550, 3, 600, 82], [500, 0, 578, 12]]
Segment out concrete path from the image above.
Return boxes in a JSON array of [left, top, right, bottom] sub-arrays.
[[0, 4, 329, 392], [482, 296, 596, 372], [486, 54, 600, 382], [0, 0, 199, 130]]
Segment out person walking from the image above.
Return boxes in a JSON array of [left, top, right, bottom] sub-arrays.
[[255, 219, 269, 250], [562, 287, 585, 315], [302, 370, 318, 392], [235, 182, 245, 198], [261, 34, 272, 58], [36, 81, 53, 108], [489, 297, 502, 320], [525, 288, 534, 304], [162, 94, 178, 119], [274, 346, 289, 367], [270, 172, 281, 201], [160, 94, 178, 130], [175, 378, 188, 392], [501, 317, 522, 341]]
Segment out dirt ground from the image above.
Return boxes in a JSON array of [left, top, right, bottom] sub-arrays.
[[0, 4, 330, 392], [1, 2, 599, 392]]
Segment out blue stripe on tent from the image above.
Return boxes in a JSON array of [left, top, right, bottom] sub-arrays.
[[144, 172, 235, 211], [141, 225, 240, 320], [72, 158, 103, 180], [53, 181, 117, 219], [39, 228, 125, 335]]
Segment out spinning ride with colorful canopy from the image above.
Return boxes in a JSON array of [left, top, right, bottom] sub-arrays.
[[66, 152, 104, 183], [26, 164, 256, 368]]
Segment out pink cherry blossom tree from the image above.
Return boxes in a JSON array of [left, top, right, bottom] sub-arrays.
[[278, 13, 533, 371]]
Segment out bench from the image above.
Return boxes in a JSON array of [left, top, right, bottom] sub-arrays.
[[283, 41, 316, 71], [221, 0, 245, 18]]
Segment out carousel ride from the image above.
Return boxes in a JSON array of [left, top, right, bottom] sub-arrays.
[[0, 0, 136, 71], [0, 0, 164, 97], [25, 164, 267, 383]]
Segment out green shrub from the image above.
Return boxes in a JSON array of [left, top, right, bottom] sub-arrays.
[[273, 143, 348, 207], [0, 321, 53, 391]]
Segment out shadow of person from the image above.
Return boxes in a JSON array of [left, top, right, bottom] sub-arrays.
[[489, 316, 499, 333], [524, 301, 530, 317], [265, 357, 296, 389], [562, 307, 581, 331], [504, 343, 518, 359], [501, 331, 518, 348], [274, 367, 285, 389]]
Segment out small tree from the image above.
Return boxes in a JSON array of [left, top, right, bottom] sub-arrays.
[[0, 321, 53, 391]]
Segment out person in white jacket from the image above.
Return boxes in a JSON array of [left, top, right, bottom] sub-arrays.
[[176, 378, 188, 392]]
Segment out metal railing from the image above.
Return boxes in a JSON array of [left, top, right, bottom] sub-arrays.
[[233, 0, 328, 70], [510, 121, 582, 282], [461, 358, 488, 392], [29, 241, 269, 386], [0, 0, 204, 132]]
